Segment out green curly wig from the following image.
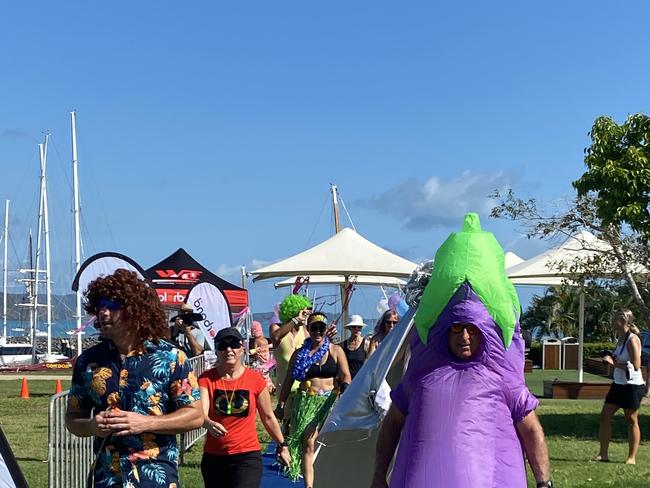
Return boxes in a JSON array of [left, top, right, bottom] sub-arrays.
[[279, 294, 312, 323]]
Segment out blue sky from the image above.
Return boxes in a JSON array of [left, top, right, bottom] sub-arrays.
[[1, 2, 649, 321]]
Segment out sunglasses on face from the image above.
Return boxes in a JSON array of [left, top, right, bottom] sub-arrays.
[[348, 326, 363, 330], [216, 339, 242, 351], [385, 320, 398, 325], [309, 323, 326, 334], [98, 297, 123, 311], [450, 323, 480, 335]]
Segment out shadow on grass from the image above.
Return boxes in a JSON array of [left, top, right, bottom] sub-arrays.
[[11, 393, 53, 398], [540, 413, 650, 440]]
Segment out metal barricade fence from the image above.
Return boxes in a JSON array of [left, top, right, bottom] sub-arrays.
[[48, 354, 209, 487], [179, 354, 207, 463], [48, 391, 94, 488]]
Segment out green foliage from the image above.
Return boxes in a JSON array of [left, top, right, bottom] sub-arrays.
[[491, 187, 650, 322], [0, 378, 72, 488], [522, 283, 648, 343], [574, 113, 650, 237]]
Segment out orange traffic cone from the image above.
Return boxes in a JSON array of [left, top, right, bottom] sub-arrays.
[[54, 379, 63, 394], [19, 377, 30, 399]]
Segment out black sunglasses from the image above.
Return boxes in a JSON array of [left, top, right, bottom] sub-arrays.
[[98, 297, 123, 311], [309, 323, 326, 333], [216, 339, 242, 351]]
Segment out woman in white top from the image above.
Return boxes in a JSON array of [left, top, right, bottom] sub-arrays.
[[597, 309, 645, 464]]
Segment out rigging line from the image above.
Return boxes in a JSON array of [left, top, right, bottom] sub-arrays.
[[338, 194, 356, 231], [305, 191, 330, 248], [79, 215, 96, 260], [48, 135, 74, 191], [8, 229, 27, 270]]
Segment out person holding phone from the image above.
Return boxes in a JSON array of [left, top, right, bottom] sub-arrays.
[[169, 303, 205, 358]]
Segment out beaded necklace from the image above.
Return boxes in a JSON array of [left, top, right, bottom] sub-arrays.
[[220, 368, 244, 415]]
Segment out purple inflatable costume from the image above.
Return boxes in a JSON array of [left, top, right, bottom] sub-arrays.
[[388, 214, 539, 488], [390, 284, 537, 487]]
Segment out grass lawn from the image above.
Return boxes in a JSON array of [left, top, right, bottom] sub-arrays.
[[1, 375, 648, 487], [0, 377, 72, 488]]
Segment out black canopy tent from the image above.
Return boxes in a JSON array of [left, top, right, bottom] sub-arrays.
[[143, 248, 249, 312]]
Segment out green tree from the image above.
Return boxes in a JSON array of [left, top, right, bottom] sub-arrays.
[[491, 190, 650, 322], [521, 283, 647, 341], [573, 114, 650, 238]]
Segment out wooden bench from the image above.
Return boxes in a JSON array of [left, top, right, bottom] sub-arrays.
[[543, 380, 612, 399]]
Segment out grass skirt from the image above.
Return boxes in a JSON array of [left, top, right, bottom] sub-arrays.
[[285, 389, 337, 481]]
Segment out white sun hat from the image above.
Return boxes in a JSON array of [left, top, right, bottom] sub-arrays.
[[345, 315, 366, 328]]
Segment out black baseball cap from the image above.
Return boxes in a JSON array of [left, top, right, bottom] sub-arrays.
[[214, 327, 243, 344]]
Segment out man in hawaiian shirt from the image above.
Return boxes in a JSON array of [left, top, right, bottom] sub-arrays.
[[65, 269, 203, 488]]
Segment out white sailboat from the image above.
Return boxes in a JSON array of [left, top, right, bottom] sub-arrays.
[[1, 114, 86, 364]]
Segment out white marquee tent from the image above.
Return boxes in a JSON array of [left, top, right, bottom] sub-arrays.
[[251, 227, 418, 280], [507, 230, 648, 381], [252, 227, 418, 325]]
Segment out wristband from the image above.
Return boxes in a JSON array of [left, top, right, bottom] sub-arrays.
[[536, 481, 553, 488], [277, 441, 288, 448], [291, 317, 300, 326]]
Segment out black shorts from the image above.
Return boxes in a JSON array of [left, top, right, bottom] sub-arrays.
[[201, 451, 262, 488], [604, 382, 646, 410]]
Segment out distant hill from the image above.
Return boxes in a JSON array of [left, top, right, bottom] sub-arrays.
[[2, 294, 376, 330], [2, 293, 77, 321]]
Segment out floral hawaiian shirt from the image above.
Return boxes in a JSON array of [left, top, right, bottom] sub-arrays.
[[68, 339, 201, 488]]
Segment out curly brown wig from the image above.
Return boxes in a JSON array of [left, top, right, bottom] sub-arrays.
[[84, 269, 169, 343]]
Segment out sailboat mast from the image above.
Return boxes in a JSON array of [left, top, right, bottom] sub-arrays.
[[41, 135, 53, 356], [2, 200, 8, 340], [71, 111, 82, 355], [331, 184, 342, 233], [34, 140, 47, 342], [29, 233, 36, 363], [330, 184, 348, 335]]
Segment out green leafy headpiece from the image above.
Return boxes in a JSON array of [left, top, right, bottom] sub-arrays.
[[414, 213, 520, 348]]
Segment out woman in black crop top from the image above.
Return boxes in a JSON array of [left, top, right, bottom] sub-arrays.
[[277, 312, 351, 488]]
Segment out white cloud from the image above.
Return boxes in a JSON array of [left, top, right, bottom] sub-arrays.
[[360, 170, 515, 230], [0, 129, 30, 140], [215, 259, 271, 281]]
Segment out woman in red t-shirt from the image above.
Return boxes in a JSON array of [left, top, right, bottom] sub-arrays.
[[199, 327, 290, 488]]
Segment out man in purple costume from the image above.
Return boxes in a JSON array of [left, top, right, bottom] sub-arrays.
[[370, 214, 551, 488]]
